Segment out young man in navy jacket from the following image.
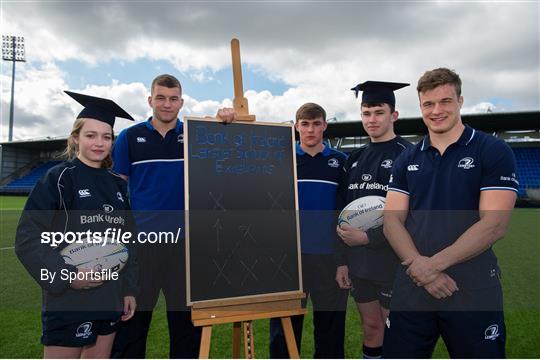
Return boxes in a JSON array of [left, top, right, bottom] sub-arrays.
[[270, 103, 348, 358], [336, 81, 411, 359]]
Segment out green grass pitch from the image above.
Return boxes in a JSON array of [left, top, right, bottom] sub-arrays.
[[0, 195, 538, 358]]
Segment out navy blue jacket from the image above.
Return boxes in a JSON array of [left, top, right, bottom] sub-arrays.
[[15, 158, 138, 319], [296, 144, 347, 255], [336, 136, 412, 281]]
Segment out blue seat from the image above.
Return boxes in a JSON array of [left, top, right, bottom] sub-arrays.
[[3, 161, 62, 192], [512, 147, 540, 197]]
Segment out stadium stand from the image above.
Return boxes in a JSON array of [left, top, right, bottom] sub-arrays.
[[5, 146, 536, 200], [0, 161, 61, 194], [0, 137, 66, 195], [513, 147, 540, 197], [324, 111, 540, 204], [1, 111, 538, 202]]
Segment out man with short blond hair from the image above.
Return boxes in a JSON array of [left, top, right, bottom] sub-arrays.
[[151, 74, 182, 94], [111, 74, 235, 358]]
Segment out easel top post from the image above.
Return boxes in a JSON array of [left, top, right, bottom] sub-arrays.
[[231, 38, 256, 122]]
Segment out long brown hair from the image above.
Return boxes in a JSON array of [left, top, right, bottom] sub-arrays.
[[61, 118, 114, 168]]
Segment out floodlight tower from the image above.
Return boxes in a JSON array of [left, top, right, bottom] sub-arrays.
[[2, 35, 26, 141]]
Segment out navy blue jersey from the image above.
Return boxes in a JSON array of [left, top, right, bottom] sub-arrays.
[[15, 158, 138, 320], [113, 118, 184, 211], [112, 118, 184, 232], [389, 125, 518, 289], [296, 144, 347, 255], [336, 136, 412, 281]]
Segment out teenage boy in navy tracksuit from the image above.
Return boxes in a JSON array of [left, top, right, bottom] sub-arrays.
[[270, 103, 348, 358]]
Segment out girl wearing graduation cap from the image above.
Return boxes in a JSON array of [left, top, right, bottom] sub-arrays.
[[15, 91, 138, 358]]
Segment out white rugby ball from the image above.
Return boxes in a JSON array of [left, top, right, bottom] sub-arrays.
[[338, 195, 385, 231], [60, 240, 128, 273]]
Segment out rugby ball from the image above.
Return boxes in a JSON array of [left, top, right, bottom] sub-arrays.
[[338, 195, 385, 231], [60, 240, 128, 273]]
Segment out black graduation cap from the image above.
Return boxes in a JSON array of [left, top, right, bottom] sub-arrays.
[[64, 90, 134, 127], [350, 81, 409, 107]]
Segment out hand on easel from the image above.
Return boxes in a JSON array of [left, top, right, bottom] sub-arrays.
[[216, 108, 236, 123], [204, 39, 255, 123]]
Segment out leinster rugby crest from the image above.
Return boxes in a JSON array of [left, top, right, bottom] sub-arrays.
[[381, 159, 393, 169], [75, 322, 93, 339], [328, 158, 340, 168], [484, 324, 500, 340], [458, 157, 475, 169]]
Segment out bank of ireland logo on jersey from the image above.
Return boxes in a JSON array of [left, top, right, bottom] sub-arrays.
[[484, 324, 500, 340], [75, 322, 93, 339], [362, 174, 372, 181], [458, 157, 475, 169], [103, 204, 114, 213], [328, 158, 339, 168], [381, 159, 393, 168]]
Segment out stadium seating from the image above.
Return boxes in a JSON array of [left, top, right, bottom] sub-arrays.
[[1, 161, 61, 193], [0, 147, 539, 198], [512, 147, 540, 197]]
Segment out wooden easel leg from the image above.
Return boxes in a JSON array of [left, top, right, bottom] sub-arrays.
[[243, 321, 255, 359], [232, 322, 241, 358], [199, 325, 212, 359], [281, 316, 300, 359]]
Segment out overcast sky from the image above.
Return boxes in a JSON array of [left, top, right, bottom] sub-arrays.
[[1, 1, 538, 141]]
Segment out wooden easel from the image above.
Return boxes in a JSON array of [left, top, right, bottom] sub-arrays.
[[231, 38, 256, 122], [192, 292, 306, 358], [190, 38, 305, 358]]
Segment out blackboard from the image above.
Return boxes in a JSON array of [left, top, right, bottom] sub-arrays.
[[184, 117, 302, 305]]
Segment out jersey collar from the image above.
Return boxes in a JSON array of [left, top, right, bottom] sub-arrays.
[[420, 124, 475, 151], [296, 142, 331, 156], [145, 117, 183, 133]]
